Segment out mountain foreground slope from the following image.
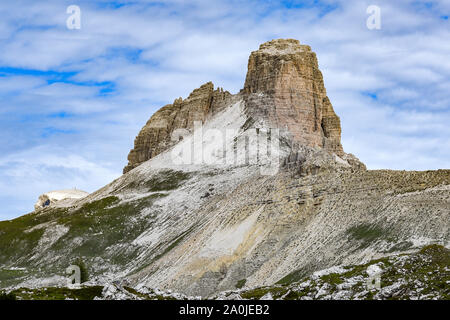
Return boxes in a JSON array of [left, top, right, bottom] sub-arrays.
[[0, 39, 449, 298]]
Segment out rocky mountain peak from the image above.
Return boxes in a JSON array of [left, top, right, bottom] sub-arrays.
[[123, 81, 231, 173], [258, 38, 305, 52], [124, 39, 354, 174], [243, 39, 344, 156], [3, 41, 448, 300], [243, 39, 315, 93]]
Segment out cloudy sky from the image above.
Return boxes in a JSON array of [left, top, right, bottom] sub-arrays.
[[0, 0, 449, 220]]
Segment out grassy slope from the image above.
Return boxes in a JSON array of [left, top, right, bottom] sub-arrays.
[[1, 245, 448, 300], [0, 170, 192, 287], [233, 245, 450, 300], [0, 169, 448, 293]]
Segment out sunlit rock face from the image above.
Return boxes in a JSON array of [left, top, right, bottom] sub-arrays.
[[124, 39, 346, 175], [34, 190, 89, 211], [123, 82, 231, 173], [242, 39, 343, 156]]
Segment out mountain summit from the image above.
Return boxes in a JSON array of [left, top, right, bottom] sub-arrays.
[[0, 39, 448, 298], [124, 39, 351, 174], [123, 82, 232, 173], [243, 39, 343, 155]]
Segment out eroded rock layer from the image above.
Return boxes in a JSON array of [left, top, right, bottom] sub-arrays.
[[124, 82, 231, 173], [243, 39, 343, 155], [125, 39, 345, 173]]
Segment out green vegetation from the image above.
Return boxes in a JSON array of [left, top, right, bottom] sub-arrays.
[[240, 287, 271, 300], [0, 268, 26, 282], [347, 223, 385, 241], [320, 272, 344, 285], [346, 223, 391, 248], [419, 244, 450, 265], [55, 194, 164, 258], [236, 279, 246, 289], [0, 268, 27, 288], [146, 170, 191, 192], [152, 294, 177, 300], [123, 286, 177, 300], [276, 268, 308, 285], [123, 170, 191, 192], [0, 208, 69, 265], [8, 286, 103, 300], [247, 245, 449, 300], [2, 245, 447, 300], [282, 290, 304, 300], [123, 286, 148, 299], [77, 196, 119, 213], [379, 244, 450, 299], [0, 192, 166, 283], [72, 257, 89, 283], [339, 257, 391, 279], [0, 291, 17, 300], [240, 286, 287, 300]]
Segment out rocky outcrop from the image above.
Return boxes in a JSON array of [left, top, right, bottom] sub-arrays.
[[34, 189, 89, 211], [125, 39, 346, 174], [242, 39, 344, 155], [124, 82, 231, 173]]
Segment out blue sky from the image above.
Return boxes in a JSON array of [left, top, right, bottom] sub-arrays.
[[0, 0, 449, 220]]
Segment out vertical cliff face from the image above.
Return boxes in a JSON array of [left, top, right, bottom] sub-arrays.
[[243, 39, 344, 155], [123, 82, 231, 173], [125, 39, 345, 174]]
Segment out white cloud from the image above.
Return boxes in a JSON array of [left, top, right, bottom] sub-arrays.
[[0, 145, 120, 219], [0, 75, 46, 95]]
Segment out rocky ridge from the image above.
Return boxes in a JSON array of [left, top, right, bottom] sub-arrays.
[[124, 82, 232, 173], [0, 39, 448, 299], [124, 39, 348, 174]]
